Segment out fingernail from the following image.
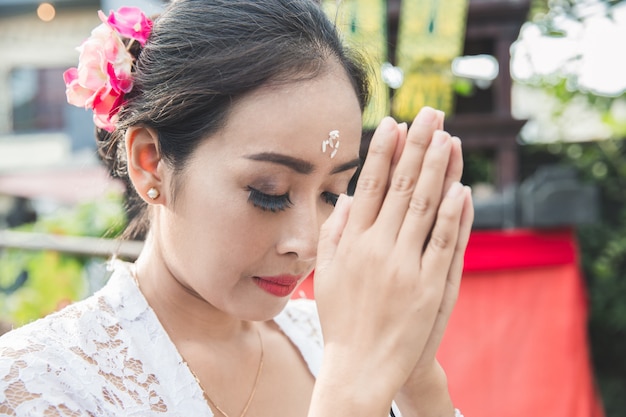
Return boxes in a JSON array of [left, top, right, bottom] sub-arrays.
[[447, 182, 463, 198], [379, 116, 397, 133], [453, 136, 462, 147], [416, 107, 437, 125], [436, 110, 445, 121], [432, 130, 449, 147], [335, 193, 349, 210], [371, 118, 397, 150], [335, 193, 348, 209]]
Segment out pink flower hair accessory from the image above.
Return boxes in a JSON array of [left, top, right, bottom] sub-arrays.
[[63, 7, 153, 132]]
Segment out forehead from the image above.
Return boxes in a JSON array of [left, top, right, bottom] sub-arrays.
[[202, 68, 363, 169]]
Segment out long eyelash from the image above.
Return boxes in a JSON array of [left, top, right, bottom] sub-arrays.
[[247, 187, 293, 212], [322, 192, 339, 206]]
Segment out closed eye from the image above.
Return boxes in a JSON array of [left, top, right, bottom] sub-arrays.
[[247, 187, 293, 212], [322, 192, 339, 206]]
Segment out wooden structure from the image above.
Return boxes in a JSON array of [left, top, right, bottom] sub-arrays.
[[385, 0, 531, 189]]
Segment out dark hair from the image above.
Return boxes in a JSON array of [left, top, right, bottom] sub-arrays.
[[98, 0, 370, 240]]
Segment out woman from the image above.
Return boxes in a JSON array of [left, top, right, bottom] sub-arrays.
[[0, 1, 473, 416]]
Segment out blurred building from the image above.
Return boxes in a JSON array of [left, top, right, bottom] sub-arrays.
[[0, 0, 102, 172], [0, 0, 162, 171], [0, 0, 161, 224]]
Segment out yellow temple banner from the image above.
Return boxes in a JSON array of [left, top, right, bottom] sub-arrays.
[[324, 0, 469, 126], [392, 0, 469, 120], [323, 0, 389, 129]]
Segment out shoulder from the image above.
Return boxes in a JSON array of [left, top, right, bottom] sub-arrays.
[[0, 261, 145, 415], [0, 294, 115, 415], [0, 276, 122, 358], [0, 287, 111, 354]]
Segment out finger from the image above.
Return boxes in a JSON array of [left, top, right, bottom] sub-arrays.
[[397, 181, 464, 364], [347, 117, 398, 232], [391, 122, 408, 170], [385, 121, 407, 191], [418, 186, 474, 361], [416, 181, 465, 287], [394, 130, 452, 246], [316, 194, 353, 276], [375, 107, 441, 234], [435, 110, 445, 131], [441, 187, 474, 310], [442, 136, 463, 198]]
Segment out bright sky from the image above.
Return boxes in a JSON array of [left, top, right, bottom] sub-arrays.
[[511, 2, 626, 97]]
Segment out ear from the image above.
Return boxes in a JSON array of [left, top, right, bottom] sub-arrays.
[[125, 126, 165, 204]]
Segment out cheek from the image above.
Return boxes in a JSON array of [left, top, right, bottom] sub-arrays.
[[163, 181, 275, 271]]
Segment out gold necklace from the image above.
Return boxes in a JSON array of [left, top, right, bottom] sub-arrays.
[[193, 328, 264, 417], [129, 265, 264, 417]]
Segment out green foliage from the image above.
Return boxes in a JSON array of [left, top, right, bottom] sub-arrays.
[[24, 195, 127, 238], [517, 2, 626, 124], [461, 149, 496, 185], [0, 251, 85, 325], [520, 140, 626, 416], [516, 3, 626, 411], [452, 77, 475, 97], [0, 192, 127, 327], [571, 142, 626, 417], [531, 0, 626, 32]]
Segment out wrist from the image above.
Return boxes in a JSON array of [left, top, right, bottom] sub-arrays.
[[308, 348, 397, 417], [394, 362, 454, 417]]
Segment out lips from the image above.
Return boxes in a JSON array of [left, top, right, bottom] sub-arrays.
[[253, 275, 300, 297]]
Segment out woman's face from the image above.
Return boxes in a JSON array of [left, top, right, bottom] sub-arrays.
[[154, 65, 363, 320]]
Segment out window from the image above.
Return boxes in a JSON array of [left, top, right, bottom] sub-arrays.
[[11, 67, 66, 132]]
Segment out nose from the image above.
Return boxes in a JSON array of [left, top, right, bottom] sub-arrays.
[[275, 201, 321, 262]]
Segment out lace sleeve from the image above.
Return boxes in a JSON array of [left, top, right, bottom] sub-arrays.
[[0, 266, 193, 417], [0, 341, 103, 416]]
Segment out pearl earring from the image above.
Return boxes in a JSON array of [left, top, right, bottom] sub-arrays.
[[147, 187, 160, 200]]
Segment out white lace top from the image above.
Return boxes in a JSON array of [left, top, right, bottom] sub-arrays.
[[0, 261, 401, 416]]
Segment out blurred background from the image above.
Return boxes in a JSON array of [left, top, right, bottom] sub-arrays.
[[0, 0, 625, 416]]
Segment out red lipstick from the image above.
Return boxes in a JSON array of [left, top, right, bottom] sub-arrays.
[[253, 275, 300, 297]]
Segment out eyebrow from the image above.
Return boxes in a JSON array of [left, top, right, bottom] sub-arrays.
[[245, 152, 361, 175], [330, 157, 362, 174]]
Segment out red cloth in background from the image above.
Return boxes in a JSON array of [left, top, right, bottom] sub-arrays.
[[440, 228, 603, 417], [294, 228, 604, 417]]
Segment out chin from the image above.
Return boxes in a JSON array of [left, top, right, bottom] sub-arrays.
[[242, 298, 292, 322]]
